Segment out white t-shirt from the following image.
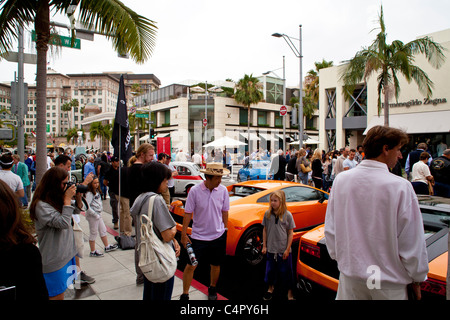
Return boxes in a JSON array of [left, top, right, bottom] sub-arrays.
[[411, 161, 431, 185], [0, 170, 24, 193], [343, 158, 357, 170]]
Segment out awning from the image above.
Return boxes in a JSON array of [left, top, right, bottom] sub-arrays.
[[153, 133, 170, 139], [139, 134, 149, 141], [364, 111, 450, 135], [258, 132, 274, 141], [239, 132, 261, 141]]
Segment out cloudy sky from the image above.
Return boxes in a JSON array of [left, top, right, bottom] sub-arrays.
[[1, 0, 449, 88]]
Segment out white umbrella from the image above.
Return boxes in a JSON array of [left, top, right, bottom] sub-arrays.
[[208, 86, 223, 93], [203, 136, 247, 148], [289, 138, 320, 145], [190, 85, 205, 93]]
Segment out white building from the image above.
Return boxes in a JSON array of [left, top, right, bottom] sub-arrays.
[[318, 28, 450, 157]]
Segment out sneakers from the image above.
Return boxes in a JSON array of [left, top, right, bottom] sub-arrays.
[[180, 293, 189, 300], [90, 250, 104, 257], [79, 271, 95, 284], [263, 291, 273, 301], [105, 244, 118, 252], [208, 286, 217, 300]]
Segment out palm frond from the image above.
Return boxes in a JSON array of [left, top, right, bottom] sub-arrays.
[[75, 0, 157, 63], [0, 0, 36, 55]]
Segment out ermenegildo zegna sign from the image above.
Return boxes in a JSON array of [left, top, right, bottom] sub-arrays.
[[382, 97, 448, 108]]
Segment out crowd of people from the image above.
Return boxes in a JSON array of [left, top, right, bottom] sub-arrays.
[[265, 142, 450, 198], [1, 130, 449, 301]]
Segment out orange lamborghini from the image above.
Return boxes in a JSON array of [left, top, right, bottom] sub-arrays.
[[170, 180, 329, 266], [296, 195, 449, 300]]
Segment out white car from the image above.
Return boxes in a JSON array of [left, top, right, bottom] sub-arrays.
[[170, 161, 205, 195]]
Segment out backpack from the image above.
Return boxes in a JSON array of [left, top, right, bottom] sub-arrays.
[[138, 195, 177, 283]]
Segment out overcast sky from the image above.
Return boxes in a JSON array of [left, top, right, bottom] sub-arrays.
[[1, 0, 449, 88]]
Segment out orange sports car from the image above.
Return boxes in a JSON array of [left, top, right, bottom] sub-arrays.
[[296, 195, 449, 300], [170, 180, 329, 266]]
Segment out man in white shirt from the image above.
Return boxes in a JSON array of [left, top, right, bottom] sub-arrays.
[[325, 125, 428, 300], [343, 149, 357, 170], [192, 151, 202, 166], [332, 147, 349, 177], [0, 153, 24, 198]]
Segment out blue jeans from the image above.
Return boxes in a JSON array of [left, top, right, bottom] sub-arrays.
[[143, 276, 174, 300]]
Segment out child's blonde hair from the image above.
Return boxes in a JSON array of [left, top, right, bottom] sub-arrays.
[[265, 190, 287, 221]]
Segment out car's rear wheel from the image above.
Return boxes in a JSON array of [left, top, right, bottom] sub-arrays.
[[237, 226, 264, 266]]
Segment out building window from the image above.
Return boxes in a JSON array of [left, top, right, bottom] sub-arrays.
[[258, 111, 267, 126], [239, 108, 248, 126]]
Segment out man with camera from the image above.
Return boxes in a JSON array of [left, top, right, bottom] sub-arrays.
[[54, 155, 95, 285]]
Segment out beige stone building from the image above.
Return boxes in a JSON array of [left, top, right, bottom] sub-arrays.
[[319, 28, 450, 157]]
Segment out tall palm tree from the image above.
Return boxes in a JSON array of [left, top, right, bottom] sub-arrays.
[[340, 5, 445, 126], [0, 0, 157, 183], [234, 74, 264, 146]]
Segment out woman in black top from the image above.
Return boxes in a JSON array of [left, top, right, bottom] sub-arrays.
[[0, 180, 48, 300], [311, 149, 324, 190]]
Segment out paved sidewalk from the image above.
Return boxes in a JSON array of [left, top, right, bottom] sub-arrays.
[[64, 198, 213, 300]]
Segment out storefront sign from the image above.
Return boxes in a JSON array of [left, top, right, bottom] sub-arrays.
[[382, 97, 447, 108]]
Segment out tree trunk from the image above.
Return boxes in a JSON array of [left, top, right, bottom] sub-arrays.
[[34, 0, 50, 184], [383, 87, 390, 127]]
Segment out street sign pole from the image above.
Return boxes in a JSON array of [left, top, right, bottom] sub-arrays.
[[17, 25, 25, 161]]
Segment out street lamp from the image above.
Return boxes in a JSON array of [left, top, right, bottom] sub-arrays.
[[262, 56, 286, 152], [272, 25, 303, 149]]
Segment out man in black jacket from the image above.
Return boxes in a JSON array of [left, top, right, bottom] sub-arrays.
[[286, 151, 298, 182], [430, 149, 450, 197]]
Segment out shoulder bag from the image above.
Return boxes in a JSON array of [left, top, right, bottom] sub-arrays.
[[138, 195, 177, 283], [300, 163, 312, 173]]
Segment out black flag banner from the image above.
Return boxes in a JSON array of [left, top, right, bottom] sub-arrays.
[[111, 75, 132, 164]]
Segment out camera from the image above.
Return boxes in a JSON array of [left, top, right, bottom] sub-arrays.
[[65, 181, 88, 193]]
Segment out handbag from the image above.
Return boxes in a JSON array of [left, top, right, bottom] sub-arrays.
[[138, 195, 177, 283], [116, 234, 136, 250], [300, 163, 312, 173], [427, 181, 434, 195]]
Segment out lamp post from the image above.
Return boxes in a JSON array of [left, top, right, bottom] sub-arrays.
[[272, 25, 303, 149], [262, 56, 286, 152]]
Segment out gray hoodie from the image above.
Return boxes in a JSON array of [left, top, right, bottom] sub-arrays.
[[34, 201, 78, 273]]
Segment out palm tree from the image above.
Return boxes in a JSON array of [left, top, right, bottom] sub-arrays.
[[0, 0, 157, 183], [340, 5, 445, 126], [234, 74, 264, 146], [61, 98, 79, 128], [66, 127, 85, 145], [89, 121, 111, 151], [291, 59, 334, 124]]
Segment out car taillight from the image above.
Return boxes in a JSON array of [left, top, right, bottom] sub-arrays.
[[421, 279, 446, 296], [300, 242, 320, 258]]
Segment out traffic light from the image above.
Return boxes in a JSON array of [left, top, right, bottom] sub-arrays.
[[150, 128, 155, 139]]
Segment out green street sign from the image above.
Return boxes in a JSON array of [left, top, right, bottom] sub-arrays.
[[135, 113, 149, 118], [32, 31, 81, 49]]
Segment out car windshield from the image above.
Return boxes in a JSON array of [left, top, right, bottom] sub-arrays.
[[249, 161, 269, 169], [419, 197, 450, 239], [230, 185, 265, 198], [192, 163, 201, 171]]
